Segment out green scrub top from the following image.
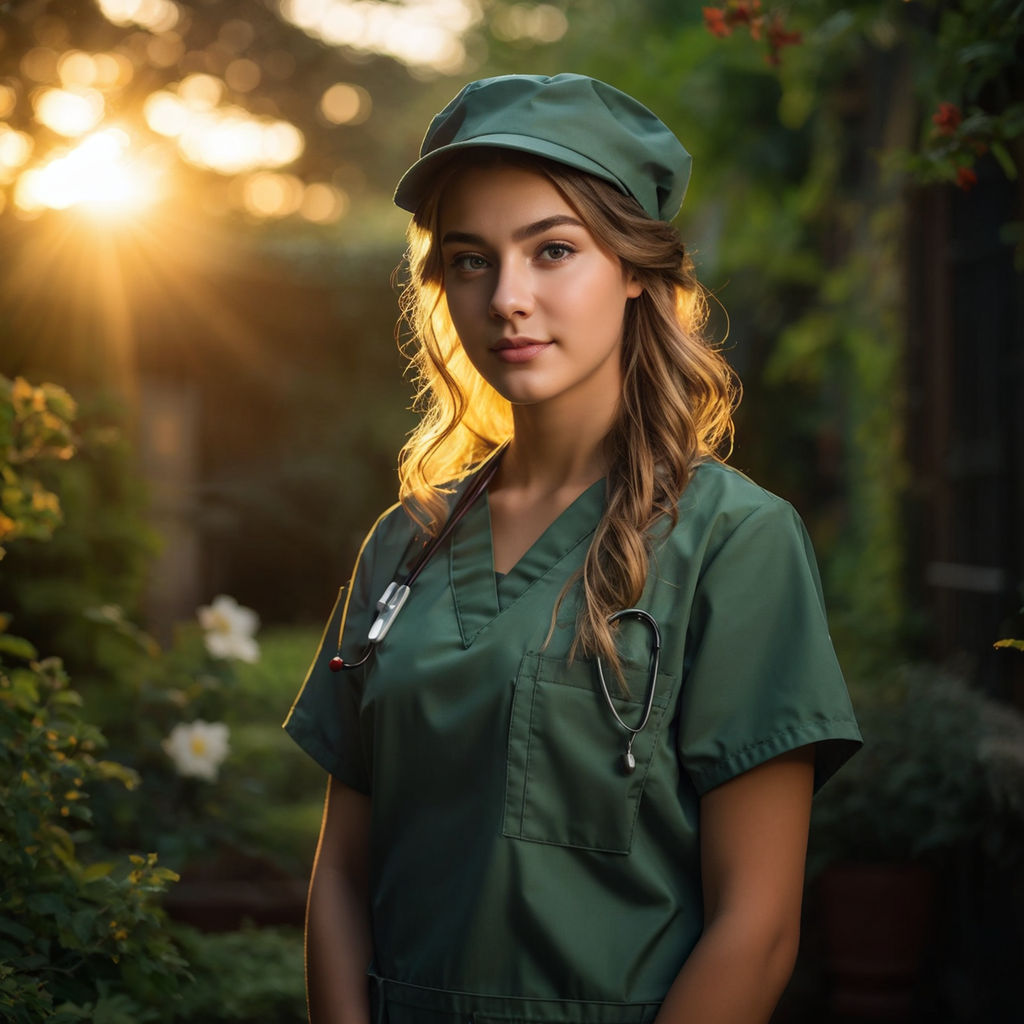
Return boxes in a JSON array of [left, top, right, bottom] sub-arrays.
[[284, 460, 861, 1024]]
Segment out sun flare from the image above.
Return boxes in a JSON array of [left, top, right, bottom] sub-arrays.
[[13, 127, 163, 216]]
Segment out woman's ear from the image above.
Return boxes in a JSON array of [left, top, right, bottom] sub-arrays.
[[625, 271, 644, 299]]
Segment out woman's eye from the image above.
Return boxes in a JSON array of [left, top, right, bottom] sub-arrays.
[[539, 242, 574, 262], [451, 253, 488, 271]]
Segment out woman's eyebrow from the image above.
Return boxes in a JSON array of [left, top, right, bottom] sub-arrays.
[[440, 215, 586, 247]]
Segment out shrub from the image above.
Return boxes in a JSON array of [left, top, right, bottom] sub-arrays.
[[0, 634, 187, 1022]]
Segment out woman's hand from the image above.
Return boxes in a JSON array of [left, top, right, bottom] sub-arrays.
[[306, 776, 373, 1024], [655, 745, 816, 1024]]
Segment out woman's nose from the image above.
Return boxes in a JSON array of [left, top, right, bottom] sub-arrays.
[[489, 262, 533, 321]]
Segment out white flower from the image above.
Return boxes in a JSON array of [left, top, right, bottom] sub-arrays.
[[163, 720, 230, 782], [197, 594, 260, 663]]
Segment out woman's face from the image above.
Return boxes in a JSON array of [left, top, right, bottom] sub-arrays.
[[437, 163, 642, 414]]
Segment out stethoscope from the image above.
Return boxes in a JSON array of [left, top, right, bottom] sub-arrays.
[[328, 447, 662, 776], [595, 608, 661, 775]]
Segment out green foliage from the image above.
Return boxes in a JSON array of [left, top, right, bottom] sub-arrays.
[[903, 0, 1024, 188], [0, 389, 160, 687], [167, 925, 305, 1023], [809, 665, 1024, 874], [0, 376, 76, 559], [0, 638, 187, 1022], [558, 4, 915, 671]]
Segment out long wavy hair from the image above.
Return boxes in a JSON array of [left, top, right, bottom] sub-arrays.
[[396, 150, 739, 672]]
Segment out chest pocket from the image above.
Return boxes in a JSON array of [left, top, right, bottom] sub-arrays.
[[502, 652, 671, 855]]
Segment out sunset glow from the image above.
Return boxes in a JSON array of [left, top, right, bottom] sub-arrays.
[[13, 128, 161, 215]]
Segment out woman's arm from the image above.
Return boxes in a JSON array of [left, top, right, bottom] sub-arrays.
[[655, 745, 816, 1024], [306, 775, 373, 1024]]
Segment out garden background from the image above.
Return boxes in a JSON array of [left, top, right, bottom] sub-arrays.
[[1, 1, 1022, 1021]]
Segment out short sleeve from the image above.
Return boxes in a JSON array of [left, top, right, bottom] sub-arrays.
[[677, 498, 861, 795], [283, 538, 379, 793]]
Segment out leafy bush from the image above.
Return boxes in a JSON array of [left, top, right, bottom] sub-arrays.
[[0, 385, 158, 690], [1, 375, 188, 1021], [0, 625, 187, 1021], [809, 665, 1024, 875], [0, 376, 76, 559]]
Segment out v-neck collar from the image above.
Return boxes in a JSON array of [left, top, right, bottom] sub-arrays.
[[450, 478, 606, 648]]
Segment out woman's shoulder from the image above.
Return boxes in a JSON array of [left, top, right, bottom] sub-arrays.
[[683, 459, 792, 518], [359, 500, 421, 562], [668, 460, 805, 561]]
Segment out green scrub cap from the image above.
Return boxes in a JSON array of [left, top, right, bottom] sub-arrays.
[[393, 73, 692, 222]]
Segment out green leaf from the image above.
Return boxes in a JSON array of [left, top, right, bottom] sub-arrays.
[[957, 40, 1006, 64], [79, 861, 115, 883], [0, 917, 34, 943], [70, 908, 96, 946], [14, 954, 48, 971], [26, 892, 67, 919], [990, 142, 1019, 180], [994, 638, 1024, 651], [0, 635, 37, 660]]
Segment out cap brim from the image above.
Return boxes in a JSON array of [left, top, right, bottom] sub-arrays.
[[393, 133, 630, 214]]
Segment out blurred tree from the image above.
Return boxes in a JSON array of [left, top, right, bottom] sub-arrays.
[[528, 0, 1022, 678]]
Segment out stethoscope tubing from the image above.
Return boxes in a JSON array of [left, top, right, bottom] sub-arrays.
[[595, 608, 661, 774], [331, 445, 507, 671]]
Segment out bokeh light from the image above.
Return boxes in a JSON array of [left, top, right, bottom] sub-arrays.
[[0, 83, 17, 118], [242, 172, 305, 218], [0, 126, 34, 173], [300, 181, 349, 223], [280, 0, 480, 74], [12, 127, 162, 215], [97, 0, 181, 34], [144, 81, 305, 175], [21, 47, 60, 83], [53, 50, 133, 91], [225, 59, 261, 93], [33, 87, 106, 137], [94, 53, 133, 88], [320, 82, 371, 125], [179, 73, 223, 111], [57, 51, 98, 89], [235, 173, 349, 222], [219, 19, 257, 52], [491, 3, 569, 43], [147, 33, 186, 68]]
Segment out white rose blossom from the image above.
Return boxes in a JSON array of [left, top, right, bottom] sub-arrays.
[[197, 594, 260, 663], [163, 720, 230, 782]]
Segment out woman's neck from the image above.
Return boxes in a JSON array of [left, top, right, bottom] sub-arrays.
[[498, 400, 616, 497]]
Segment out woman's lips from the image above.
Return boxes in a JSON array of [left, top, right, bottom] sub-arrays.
[[491, 337, 552, 363]]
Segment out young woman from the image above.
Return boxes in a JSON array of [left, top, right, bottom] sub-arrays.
[[285, 73, 861, 1024]]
